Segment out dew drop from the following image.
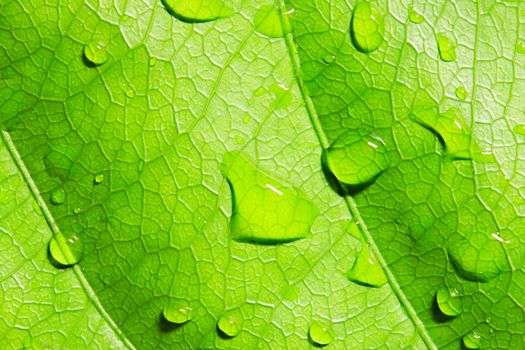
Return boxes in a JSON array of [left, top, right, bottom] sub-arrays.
[[94, 173, 104, 184], [162, 0, 232, 23], [308, 321, 335, 346], [437, 34, 456, 62], [217, 309, 242, 337], [347, 247, 386, 288], [149, 57, 157, 66], [351, 2, 384, 53], [514, 124, 525, 136], [50, 187, 66, 205], [73, 207, 82, 214], [220, 152, 318, 244], [462, 329, 482, 349], [435, 286, 463, 317], [322, 54, 336, 64], [243, 114, 251, 124], [234, 135, 245, 144], [323, 132, 389, 187], [254, 5, 284, 38], [408, 5, 424, 24], [83, 40, 109, 66], [455, 86, 467, 100], [48, 234, 83, 266], [163, 300, 192, 324], [517, 41, 525, 54]]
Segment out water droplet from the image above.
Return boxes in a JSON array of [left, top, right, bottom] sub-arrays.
[[217, 309, 242, 337], [322, 54, 336, 64], [347, 247, 386, 288], [162, 0, 232, 23], [149, 57, 157, 66], [514, 124, 525, 136], [437, 34, 456, 62], [83, 40, 109, 66], [436, 286, 463, 316], [243, 114, 251, 124], [48, 234, 83, 266], [351, 2, 384, 53], [517, 41, 525, 54], [447, 232, 509, 282], [50, 187, 66, 205], [254, 5, 284, 38], [308, 321, 335, 346], [455, 86, 467, 100], [163, 300, 192, 324], [125, 87, 135, 98], [323, 132, 389, 186], [411, 107, 471, 160], [234, 135, 245, 144], [408, 5, 424, 24], [94, 173, 104, 184], [220, 152, 318, 244], [462, 329, 482, 349], [73, 207, 82, 214], [269, 83, 292, 109]]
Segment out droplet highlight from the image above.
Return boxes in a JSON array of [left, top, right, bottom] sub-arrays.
[[351, 2, 384, 53], [462, 329, 482, 349], [48, 234, 83, 266], [437, 34, 456, 62], [221, 152, 318, 244], [408, 5, 424, 24], [83, 40, 109, 66], [347, 247, 386, 288], [162, 0, 232, 23], [94, 173, 104, 184], [254, 5, 284, 38], [50, 187, 66, 205], [309, 321, 335, 346], [163, 300, 192, 324], [435, 286, 463, 317], [217, 309, 242, 337], [323, 132, 389, 187]]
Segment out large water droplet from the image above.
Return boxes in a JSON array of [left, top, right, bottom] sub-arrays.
[[162, 0, 232, 23], [254, 5, 284, 38], [436, 286, 463, 316], [217, 309, 242, 337], [163, 300, 192, 324], [48, 234, 83, 266], [411, 107, 471, 160], [221, 152, 318, 244], [351, 2, 384, 53], [447, 232, 509, 282], [347, 247, 386, 288], [462, 329, 482, 349], [309, 321, 335, 346], [50, 187, 66, 205], [455, 86, 468, 100], [437, 34, 456, 62], [83, 40, 109, 66], [323, 132, 389, 187], [408, 5, 424, 24]]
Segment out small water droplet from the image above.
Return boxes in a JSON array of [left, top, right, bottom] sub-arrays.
[[149, 57, 157, 66], [73, 207, 81, 214], [437, 34, 456, 62], [220, 152, 318, 244], [347, 247, 386, 288], [408, 5, 424, 24], [455, 86, 467, 100], [243, 114, 251, 124], [351, 2, 384, 53], [94, 173, 104, 184], [234, 135, 245, 144], [514, 124, 525, 136], [254, 5, 285, 38], [323, 132, 389, 187], [436, 286, 463, 316], [50, 187, 66, 205], [83, 40, 109, 66], [322, 53, 336, 64], [217, 309, 242, 337], [125, 87, 136, 98], [48, 234, 83, 266], [269, 83, 292, 109], [308, 321, 335, 346], [163, 300, 192, 324], [517, 41, 525, 54], [462, 329, 482, 349], [162, 0, 232, 23]]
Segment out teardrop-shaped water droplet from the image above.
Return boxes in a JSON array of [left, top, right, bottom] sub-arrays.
[[408, 5, 424, 24], [243, 114, 251, 124], [221, 152, 318, 244], [254, 5, 284, 38], [217, 309, 242, 337], [437, 34, 456, 62], [514, 124, 525, 136], [323, 132, 389, 187], [94, 173, 104, 184], [162, 0, 232, 23], [163, 300, 192, 324], [347, 247, 386, 288], [351, 2, 384, 53], [309, 321, 335, 346], [455, 86, 467, 100], [462, 329, 482, 349], [48, 234, 83, 266], [83, 40, 109, 66], [447, 232, 509, 282], [436, 286, 463, 316], [50, 187, 66, 205]]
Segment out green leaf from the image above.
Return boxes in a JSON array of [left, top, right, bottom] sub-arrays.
[[0, 0, 523, 349]]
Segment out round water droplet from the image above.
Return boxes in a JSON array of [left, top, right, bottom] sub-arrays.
[[162, 0, 232, 23], [351, 2, 384, 53], [50, 187, 66, 205], [125, 87, 135, 98], [234, 135, 245, 144], [347, 247, 386, 288], [217, 309, 242, 337], [73, 207, 81, 214], [323, 132, 389, 187], [149, 57, 157, 66], [254, 5, 285, 38], [437, 34, 456, 62], [308, 321, 335, 346], [514, 124, 525, 136], [408, 5, 424, 24], [322, 53, 336, 64], [455, 86, 467, 100], [163, 300, 192, 324], [83, 40, 109, 66], [48, 234, 83, 266], [94, 173, 104, 184], [462, 329, 482, 349], [517, 41, 525, 54], [436, 286, 463, 316]]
